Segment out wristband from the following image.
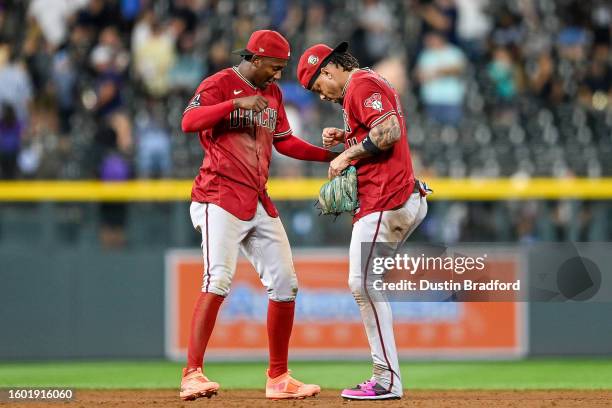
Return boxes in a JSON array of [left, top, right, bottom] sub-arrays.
[[362, 135, 383, 155]]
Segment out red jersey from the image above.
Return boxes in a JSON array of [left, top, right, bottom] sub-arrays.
[[185, 67, 292, 220], [342, 69, 415, 222]]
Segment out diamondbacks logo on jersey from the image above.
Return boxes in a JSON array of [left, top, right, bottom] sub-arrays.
[[229, 107, 278, 131], [364, 93, 383, 112]]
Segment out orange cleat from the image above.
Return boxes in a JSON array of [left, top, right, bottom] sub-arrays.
[[265, 369, 321, 400], [179, 367, 219, 401]]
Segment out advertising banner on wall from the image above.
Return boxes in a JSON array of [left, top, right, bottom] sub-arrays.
[[165, 248, 527, 360]]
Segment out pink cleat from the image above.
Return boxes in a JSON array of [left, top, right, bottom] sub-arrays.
[[179, 367, 219, 401], [265, 369, 321, 400], [341, 379, 401, 400]]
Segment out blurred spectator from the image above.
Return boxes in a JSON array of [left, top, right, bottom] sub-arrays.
[[455, 0, 491, 59], [77, 0, 120, 39], [27, 0, 88, 49], [373, 57, 408, 95], [0, 104, 23, 178], [0, 3, 18, 41], [355, 0, 394, 66], [279, 3, 303, 43], [90, 45, 132, 154], [25, 108, 63, 178], [170, 0, 199, 36], [591, 2, 611, 47], [0, 0, 608, 183], [98, 26, 130, 74], [233, 15, 254, 51], [21, 23, 54, 97], [578, 58, 612, 111], [557, 26, 589, 63], [0, 41, 33, 123], [304, 2, 332, 47], [487, 47, 519, 103], [131, 8, 155, 53], [51, 45, 77, 135], [66, 22, 96, 67], [206, 40, 231, 75], [133, 20, 176, 97], [526, 52, 555, 103], [50, 22, 95, 135], [419, 0, 459, 45], [492, 7, 524, 50], [168, 32, 205, 94], [91, 46, 122, 115], [268, 0, 289, 30], [134, 101, 172, 179], [416, 32, 466, 126]]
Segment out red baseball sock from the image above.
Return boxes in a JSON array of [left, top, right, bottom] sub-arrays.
[[267, 299, 295, 379], [186, 292, 224, 373]]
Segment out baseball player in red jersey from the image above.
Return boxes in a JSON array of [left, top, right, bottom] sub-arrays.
[[297, 43, 429, 400], [179, 30, 335, 401]]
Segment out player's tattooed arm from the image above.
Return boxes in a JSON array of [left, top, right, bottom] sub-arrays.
[[368, 114, 402, 151], [328, 115, 401, 179]]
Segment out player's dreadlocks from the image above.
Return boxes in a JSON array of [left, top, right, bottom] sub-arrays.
[[327, 51, 360, 72]]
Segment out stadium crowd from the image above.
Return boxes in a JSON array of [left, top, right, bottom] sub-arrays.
[[0, 0, 610, 180], [0, 0, 610, 244]]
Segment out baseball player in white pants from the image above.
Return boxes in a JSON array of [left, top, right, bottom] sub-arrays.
[[179, 30, 336, 401], [297, 42, 429, 399], [348, 190, 428, 397], [189, 201, 297, 301]]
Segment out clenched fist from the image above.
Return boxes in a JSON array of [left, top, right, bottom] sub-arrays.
[[233, 95, 269, 112], [322, 127, 345, 148]]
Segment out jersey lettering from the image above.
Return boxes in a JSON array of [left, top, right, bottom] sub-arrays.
[[395, 94, 403, 118], [229, 107, 278, 131], [342, 109, 352, 133]]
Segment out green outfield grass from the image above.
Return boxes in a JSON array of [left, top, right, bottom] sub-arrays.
[[1, 359, 611, 390]]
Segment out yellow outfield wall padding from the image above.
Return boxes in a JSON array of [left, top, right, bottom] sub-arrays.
[[0, 178, 611, 201]]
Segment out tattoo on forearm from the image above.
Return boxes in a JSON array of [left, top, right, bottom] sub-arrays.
[[344, 141, 368, 161], [369, 115, 401, 151], [341, 115, 401, 161]]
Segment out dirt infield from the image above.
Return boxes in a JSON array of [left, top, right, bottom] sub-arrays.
[[2, 390, 611, 407]]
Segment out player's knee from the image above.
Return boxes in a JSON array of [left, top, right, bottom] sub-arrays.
[[204, 286, 230, 297], [268, 273, 298, 301], [268, 284, 298, 302], [203, 270, 233, 296]]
